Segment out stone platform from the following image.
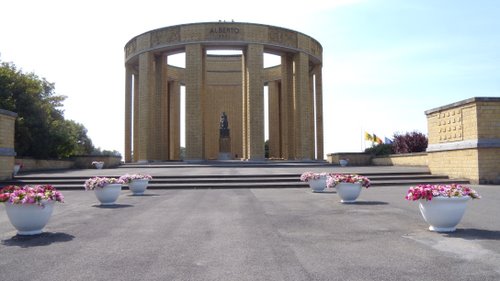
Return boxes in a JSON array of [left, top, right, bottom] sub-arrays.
[[1, 182, 499, 280]]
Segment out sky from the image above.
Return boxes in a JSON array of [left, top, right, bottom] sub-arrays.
[[1, 0, 499, 158]]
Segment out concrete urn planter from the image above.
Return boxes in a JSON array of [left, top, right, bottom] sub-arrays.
[[94, 184, 122, 205], [336, 182, 362, 203], [308, 176, 327, 193], [128, 179, 149, 195], [5, 202, 55, 235], [419, 197, 470, 232]]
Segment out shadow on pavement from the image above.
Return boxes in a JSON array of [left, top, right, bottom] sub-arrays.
[[344, 201, 389, 205], [92, 204, 134, 209], [126, 194, 161, 197], [1, 232, 74, 248], [445, 228, 500, 240]]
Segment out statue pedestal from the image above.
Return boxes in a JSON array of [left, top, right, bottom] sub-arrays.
[[218, 129, 231, 160], [218, 152, 232, 160]]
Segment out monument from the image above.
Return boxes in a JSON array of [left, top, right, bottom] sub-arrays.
[[218, 112, 231, 160], [124, 22, 324, 162]]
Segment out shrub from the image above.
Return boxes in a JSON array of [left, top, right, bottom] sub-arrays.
[[364, 143, 394, 156], [392, 131, 428, 154]]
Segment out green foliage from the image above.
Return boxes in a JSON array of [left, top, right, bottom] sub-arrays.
[[0, 59, 94, 158], [364, 143, 394, 156], [90, 147, 122, 157]]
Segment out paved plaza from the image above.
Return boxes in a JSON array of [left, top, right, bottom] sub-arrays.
[[1, 168, 499, 281]]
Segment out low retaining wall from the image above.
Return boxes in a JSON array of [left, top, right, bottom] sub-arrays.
[[72, 155, 122, 169], [326, 153, 372, 166], [14, 158, 74, 172], [12, 156, 122, 174], [372, 153, 428, 166], [0, 109, 17, 180]]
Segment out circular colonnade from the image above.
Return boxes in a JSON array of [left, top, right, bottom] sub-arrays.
[[124, 22, 323, 162]]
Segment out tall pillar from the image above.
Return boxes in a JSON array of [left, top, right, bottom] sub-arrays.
[[124, 65, 133, 162], [152, 53, 169, 161], [185, 44, 205, 160], [268, 80, 281, 158], [133, 72, 139, 162], [169, 80, 181, 160], [137, 51, 155, 162], [149, 54, 166, 161], [314, 65, 324, 160], [294, 52, 313, 160], [242, 44, 264, 160], [280, 54, 295, 159], [308, 69, 316, 159]]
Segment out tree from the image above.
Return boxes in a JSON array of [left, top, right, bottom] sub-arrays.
[[0, 59, 95, 158], [392, 131, 428, 154]]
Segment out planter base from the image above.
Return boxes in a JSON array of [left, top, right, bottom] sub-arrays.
[[429, 226, 456, 232], [17, 229, 44, 235]]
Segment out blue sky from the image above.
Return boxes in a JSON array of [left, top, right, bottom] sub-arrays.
[[1, 0, 499, 157]]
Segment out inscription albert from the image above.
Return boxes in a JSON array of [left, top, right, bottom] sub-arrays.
[[208, 26, 240, 39]]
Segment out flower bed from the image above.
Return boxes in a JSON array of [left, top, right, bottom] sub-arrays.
[[326, 174, 371, 188], [0, 185, 64, 205], [118, 174, 153, 184], [84, 177, 123, 190], [300, 172, 329, 182], [405, 184, 480, 201]]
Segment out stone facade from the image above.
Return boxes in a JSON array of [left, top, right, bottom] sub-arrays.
[[425, 97, 500, 184], [124, 22, 324, 162], [0, 109, 17, 180]]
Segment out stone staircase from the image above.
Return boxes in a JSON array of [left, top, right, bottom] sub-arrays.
[[1, 171, 469, 190]]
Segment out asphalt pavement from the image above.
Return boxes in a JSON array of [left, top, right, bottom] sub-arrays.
[[1, 182, 499, 281]]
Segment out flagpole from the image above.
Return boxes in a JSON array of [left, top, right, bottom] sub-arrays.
[[361, 127, 364, 152]]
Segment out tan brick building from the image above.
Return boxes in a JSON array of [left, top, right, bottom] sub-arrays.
[[426, 97, 500, 184], [0, 109, 17, 180], [124, 22, 324, 162]]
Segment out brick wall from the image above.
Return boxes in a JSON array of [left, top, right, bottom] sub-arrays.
[[425, 97, 500, 184], [0, 110, 17, 180]]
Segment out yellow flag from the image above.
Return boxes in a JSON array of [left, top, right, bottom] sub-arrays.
[[364, 132, 373, 141]]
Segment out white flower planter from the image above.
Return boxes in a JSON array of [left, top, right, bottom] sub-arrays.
[[129, 179, 149, 195], [308, 176, 327, 192], [13, 164, 21, 176], [93, 184, 122, 205], [336, 182, 362, 203], [339, 159, 349, 167], [419, 196, 470, 232], [94, 162, 104, 169], [5, 202, 55, 235]]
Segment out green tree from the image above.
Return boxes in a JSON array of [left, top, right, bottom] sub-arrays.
[[0, 59, 94, 158]]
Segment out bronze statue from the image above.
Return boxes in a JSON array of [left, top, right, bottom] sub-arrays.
[[220, 112, 228, 130]]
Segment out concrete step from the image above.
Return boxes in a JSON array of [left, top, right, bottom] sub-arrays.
[[1, 172, 469, 190]]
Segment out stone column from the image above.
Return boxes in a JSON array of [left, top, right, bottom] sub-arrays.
[[185, 44, 205, 160], [133, 72, 139, 162], [242, 44, 264, 160], [154, 53, 168, 161], [169, 80, 181, 160], [268, 80, 280, 159], [314, 64, 324, 160], [294, 52, 312, 160], [137, 51, 155, 162], [124, 65, 133, 162], [149, 54, 165, 161], [280, 54, 295, 159]]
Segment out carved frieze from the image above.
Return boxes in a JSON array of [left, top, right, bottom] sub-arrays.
[[206, 24, 243, 40], [268, 27, 297, 48], [125, 39, 137, 58], [437, 109, 463, 142], [151, 27, 181, 46]]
